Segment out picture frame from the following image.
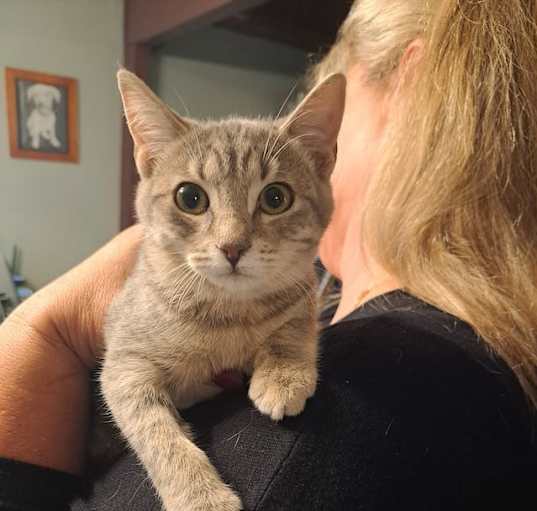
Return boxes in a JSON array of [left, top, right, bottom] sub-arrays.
[[5, 67, 79, 163]]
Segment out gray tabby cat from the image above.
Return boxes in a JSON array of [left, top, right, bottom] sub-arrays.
[[101, 69, 345, 511]]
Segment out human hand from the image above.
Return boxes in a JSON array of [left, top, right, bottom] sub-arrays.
[[0, 226, 142, 474]]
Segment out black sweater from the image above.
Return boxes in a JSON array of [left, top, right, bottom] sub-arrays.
[[1, 291, 536, 511]]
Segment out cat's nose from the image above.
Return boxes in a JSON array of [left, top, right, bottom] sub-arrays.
[[219, 244, 245, 269]]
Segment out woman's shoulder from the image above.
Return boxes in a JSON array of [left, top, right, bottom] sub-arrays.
[[222, 291, 537, 511], [320, 290, 531, 437], [322, 290, 522, 388], [257, 291, 537, 509]]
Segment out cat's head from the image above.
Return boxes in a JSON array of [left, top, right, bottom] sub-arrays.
[[118, 69, 345, 299]]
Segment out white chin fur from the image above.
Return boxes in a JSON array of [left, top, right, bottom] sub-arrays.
[[190, 256, 312, 299], [205, 271, 265, 297]]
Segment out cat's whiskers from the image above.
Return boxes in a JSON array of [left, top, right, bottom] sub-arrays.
[[169, 271, 193, 301], [173, 88, 190, 117], [273, 270, 317, 310], [153, 258, 190, 276], [265, 109, 313, 164], [263, 81, 299, 163], [184, 272, 204, 310], [172, 87, 204, 161], [168, 261, 192, 271], [264, 122, 285, 165], [269, 272, 304, 311], [164, 264, 193, 297], [194, 272, 207, 310], [166, 266, 197, 314], [169, 280, 193, 312], [278, 107, 313, 132], [168, 284, 190, 316], [293, 279, 317, 309], [172, 272, 200, 312], [170, 271, 195, 305], [192, 126, 204, 161], [269, 133, 316, 165], [184, 141, 199, 163]]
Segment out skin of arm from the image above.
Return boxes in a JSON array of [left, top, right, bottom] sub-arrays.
[[0, 226, 142, 474]]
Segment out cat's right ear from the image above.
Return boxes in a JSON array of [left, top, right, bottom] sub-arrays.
[[280, 73, 346, 178], [117, 69, 190, 178]]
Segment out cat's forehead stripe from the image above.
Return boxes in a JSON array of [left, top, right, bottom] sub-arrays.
[[197, 143, 259, 185], [241, 147, 253, 175], [207, 150, 224, 180], [195, 157, 206, 181], [183, 157, 204, 181], [260, 153, 271, 180], [176, 123, 311, 190], [226, 144, 237, 178]]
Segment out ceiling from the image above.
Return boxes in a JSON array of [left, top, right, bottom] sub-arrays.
[[218, 0, 353, 56]]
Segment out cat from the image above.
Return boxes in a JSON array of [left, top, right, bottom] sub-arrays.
[[100, 69, 345, 511]]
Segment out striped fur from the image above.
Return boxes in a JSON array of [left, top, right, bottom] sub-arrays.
[[99, 70, 345, 511]]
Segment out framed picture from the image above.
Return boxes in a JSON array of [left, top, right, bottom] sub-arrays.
[[5, 67, 78, 163]]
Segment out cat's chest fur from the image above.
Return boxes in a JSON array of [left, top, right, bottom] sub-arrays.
[[165, 318, 264, 376], [113, 262, 310, 390], [163, 298, 302, 374]]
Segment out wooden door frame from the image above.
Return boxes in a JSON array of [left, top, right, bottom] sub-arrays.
[[120, 0, 267, 228]]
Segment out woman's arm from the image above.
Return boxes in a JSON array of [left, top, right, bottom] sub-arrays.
[[0, 226, 142, 474], [0, 311, 90, 474]]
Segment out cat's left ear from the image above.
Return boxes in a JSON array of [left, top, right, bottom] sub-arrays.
[[117, 68, 191, 178], [280, 73, 346, 177]]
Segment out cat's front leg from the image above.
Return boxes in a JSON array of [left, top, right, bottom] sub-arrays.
[[249, 315, 318, 421], [172, 380, 223, 410], [101, 354, 241, 511]]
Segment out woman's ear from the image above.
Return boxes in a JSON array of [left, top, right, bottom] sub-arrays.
[[280, 73, 346, 178], [394, 39, 424, 90], [117, 68, 191, 178]]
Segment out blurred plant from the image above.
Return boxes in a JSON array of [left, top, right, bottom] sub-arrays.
[[0, 245, 34, 322]]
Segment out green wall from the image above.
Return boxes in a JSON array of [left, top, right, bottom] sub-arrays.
[[0, 0, 123, 289], [151, 27, 307, 119]]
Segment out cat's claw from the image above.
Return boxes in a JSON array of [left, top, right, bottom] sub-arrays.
[[248, 366, 317, 421]]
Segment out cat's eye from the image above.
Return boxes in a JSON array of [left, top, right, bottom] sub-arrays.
[[259, 183, 294, 215], [175, 183, 209, 215]]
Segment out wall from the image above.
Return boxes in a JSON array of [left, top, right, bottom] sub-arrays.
[[0, 0, 123, 289], [151, 27, 307, 119]]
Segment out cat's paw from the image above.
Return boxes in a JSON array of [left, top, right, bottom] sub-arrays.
[[196, 485, 242, 511], [248, 365, 317, 421], [170, 483, 242, 511]]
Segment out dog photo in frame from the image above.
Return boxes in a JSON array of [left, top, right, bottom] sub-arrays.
[[5, 67, 78, 163]]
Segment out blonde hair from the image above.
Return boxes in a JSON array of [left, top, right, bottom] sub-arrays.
[[310, 0, 430, 85], [316, 0, 537, 406]]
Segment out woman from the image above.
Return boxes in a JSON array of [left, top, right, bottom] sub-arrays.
[[1, 0, 536, 509]]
